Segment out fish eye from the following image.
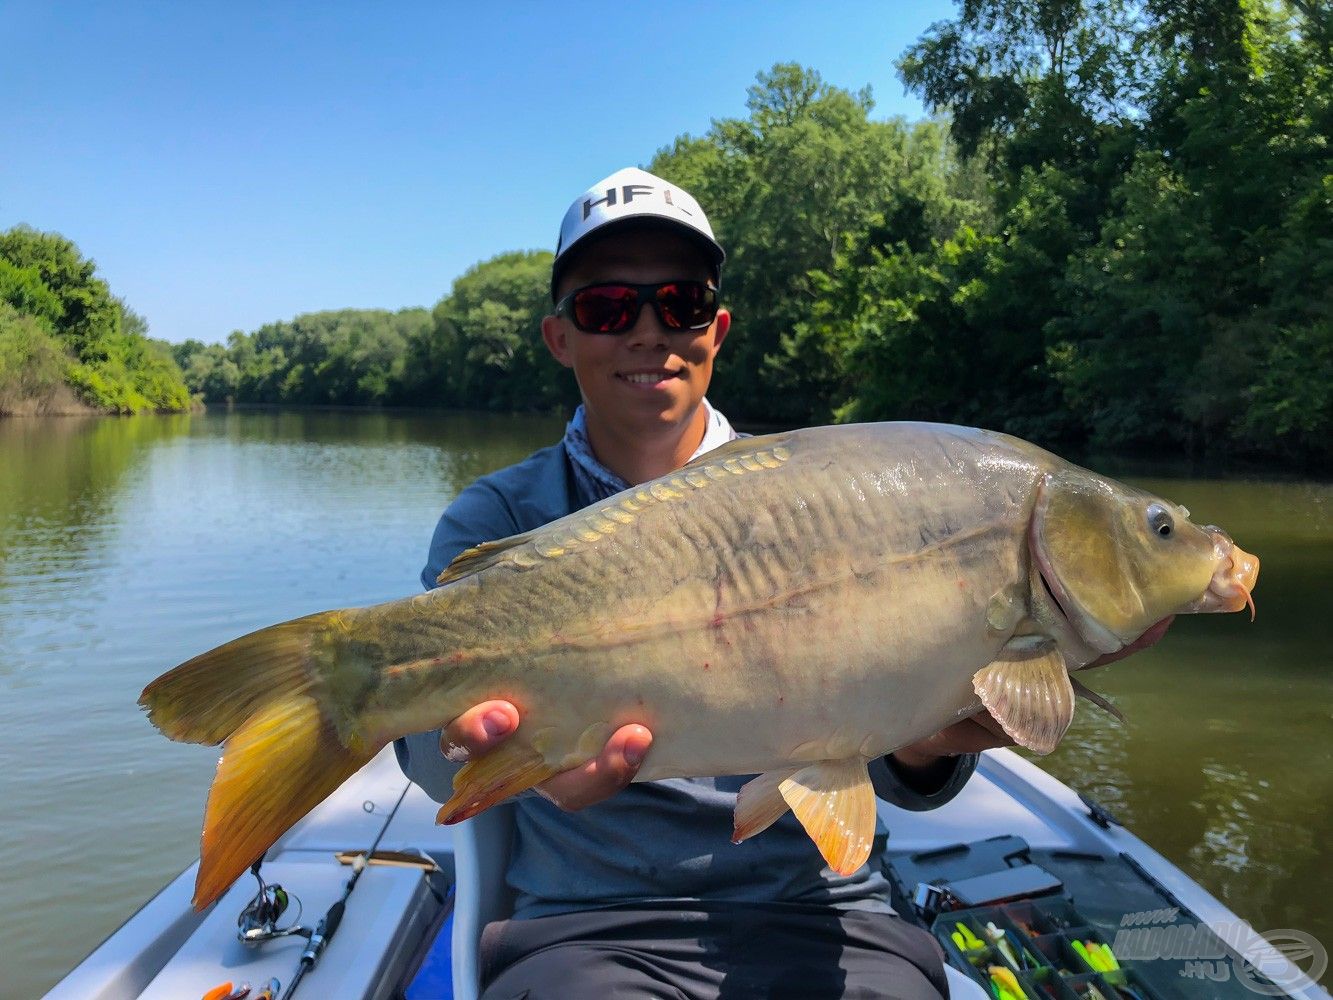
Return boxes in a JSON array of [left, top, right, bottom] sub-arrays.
[[1147, 503, 1174, 538]]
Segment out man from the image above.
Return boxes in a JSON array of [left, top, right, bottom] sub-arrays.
[[398, 167, 1166, 998]]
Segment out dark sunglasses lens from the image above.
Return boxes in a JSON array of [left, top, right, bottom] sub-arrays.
[[573, 286, 638, 333], [655, 282, 716, 329]]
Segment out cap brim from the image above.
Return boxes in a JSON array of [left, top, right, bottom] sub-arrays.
[[550, 218, 725, 302]]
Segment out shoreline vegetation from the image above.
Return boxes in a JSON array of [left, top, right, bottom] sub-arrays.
[[4, 3, 1329, 469]]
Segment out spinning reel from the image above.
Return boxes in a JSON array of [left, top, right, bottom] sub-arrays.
[[236, 858, 308, 944]]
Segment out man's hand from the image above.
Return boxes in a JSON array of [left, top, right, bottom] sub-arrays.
[[890, 616, 1175, 776], [441, 700, 652, 811]]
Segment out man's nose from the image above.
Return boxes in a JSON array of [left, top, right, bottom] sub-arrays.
[[623, 300, 671, 349]]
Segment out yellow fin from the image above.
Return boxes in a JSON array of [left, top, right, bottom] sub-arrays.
[[972, 637, 1074, 755], [778, 759, 876, 876], [1071, 675, 1126, 723], [732, 767, 799, 844], [140, 611, 340, 745], [195, 695, 374, 909], [436, 739, 557, 825], [436, 533, 532, 586]]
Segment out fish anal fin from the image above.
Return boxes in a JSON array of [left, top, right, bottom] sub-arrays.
[[436, 534, 531, 586], [195, 695, 375, 910], [436, 740, 557, 825], [778, 759, 876, 876], [1071, 675, 1126, 723], [733, 767, 798, 844], [973, 637, 1074, 756]]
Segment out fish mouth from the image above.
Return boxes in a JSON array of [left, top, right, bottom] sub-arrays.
[[1188, 527, 1259, 619]]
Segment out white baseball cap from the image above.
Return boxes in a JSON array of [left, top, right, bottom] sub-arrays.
[[551, 166, 725, 300]]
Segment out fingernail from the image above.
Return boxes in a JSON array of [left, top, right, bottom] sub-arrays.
[[482, 710, 512, 739], [624, 740, 647, 767]]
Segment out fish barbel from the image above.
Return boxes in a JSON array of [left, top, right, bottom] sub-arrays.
[[141, 423, 1259, 908]]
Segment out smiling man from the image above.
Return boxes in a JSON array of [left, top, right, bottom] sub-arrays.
[[396, 168, 1018, 998]]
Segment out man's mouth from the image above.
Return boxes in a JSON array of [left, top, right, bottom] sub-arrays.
[[618, 370, 680, 385]]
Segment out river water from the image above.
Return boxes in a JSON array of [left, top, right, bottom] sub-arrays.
[[0, 410, 1328, 997]]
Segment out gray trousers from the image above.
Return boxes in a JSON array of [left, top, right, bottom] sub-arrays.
[[479, 903, 950, 1000]]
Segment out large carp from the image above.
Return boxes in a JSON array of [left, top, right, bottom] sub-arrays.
[[142, 423, 1259, 908]]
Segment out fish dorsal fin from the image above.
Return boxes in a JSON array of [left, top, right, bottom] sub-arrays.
[[972, 637, 1074, 755], [1071, 675, 1127, 723], [734, 759, 877, 876], [436, 533, 532, 586]]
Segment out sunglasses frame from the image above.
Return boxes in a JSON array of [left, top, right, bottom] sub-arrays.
[[554, 280, 720, 335]]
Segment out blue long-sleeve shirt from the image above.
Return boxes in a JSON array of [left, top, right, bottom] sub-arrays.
[[396, 429, 977, 919]]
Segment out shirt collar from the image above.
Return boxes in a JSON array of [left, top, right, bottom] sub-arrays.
[[563, 398, 738, 503]]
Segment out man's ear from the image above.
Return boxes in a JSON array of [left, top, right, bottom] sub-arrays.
[[712, 308, 731, 351], [541, 315, 574, 368]]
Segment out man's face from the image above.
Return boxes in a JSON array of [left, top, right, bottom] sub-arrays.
[[541, 227, 730, 437]]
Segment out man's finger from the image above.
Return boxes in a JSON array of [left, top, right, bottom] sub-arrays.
[[538, 724, 652, 812], [440, 700, 520, 761]]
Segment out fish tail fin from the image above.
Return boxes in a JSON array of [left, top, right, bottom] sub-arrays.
[[139, 611, 347, 745], [139, 611, 379, 909], [194, 694, 373, 909]]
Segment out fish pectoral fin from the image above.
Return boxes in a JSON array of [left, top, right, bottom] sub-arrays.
[[733, 767, 799, 844], [1071, 675, 1127, 723], [972, 637, 1075, 756], [778, 759, 877, 876], [436, 740, 557, 825]]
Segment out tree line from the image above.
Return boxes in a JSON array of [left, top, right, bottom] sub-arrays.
[[9, 0, 1330, 466], [0, 227, 191, 414]]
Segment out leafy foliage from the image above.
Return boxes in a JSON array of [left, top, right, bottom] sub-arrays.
[[172, 251, 568, 412], [0, 226, 191, 413]]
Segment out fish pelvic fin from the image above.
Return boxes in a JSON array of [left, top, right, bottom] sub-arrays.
[[139, 611, 349, 745], [194, 694, 375, 909], [973, 636, 1074, 755], [778, 759, 877, 876], [733, 767, 800, 844], [436, 739, 557, 825]]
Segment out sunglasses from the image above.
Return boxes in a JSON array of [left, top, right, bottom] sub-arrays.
[[554, 280, 719, 335]]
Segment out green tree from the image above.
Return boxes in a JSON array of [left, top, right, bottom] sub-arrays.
[[652, 64, 984, 422], [0, 225, 190, 413], [421, 250, 569, 411]]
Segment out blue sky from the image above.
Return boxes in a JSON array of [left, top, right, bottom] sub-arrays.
[[2, 2, 952, 344]]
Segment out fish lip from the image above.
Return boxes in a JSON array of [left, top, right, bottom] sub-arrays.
[[1188, 527, 1259, 617]]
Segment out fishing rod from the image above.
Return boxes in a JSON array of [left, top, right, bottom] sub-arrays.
[[276, 783, 410, 1000]]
